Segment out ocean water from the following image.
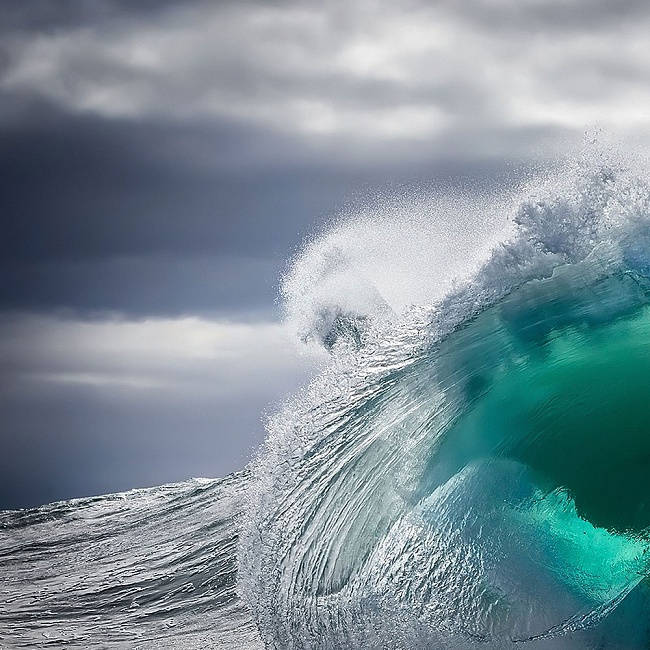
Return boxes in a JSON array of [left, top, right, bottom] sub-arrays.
[[0, 473, 262, 649], [5, 151, 650, 648]]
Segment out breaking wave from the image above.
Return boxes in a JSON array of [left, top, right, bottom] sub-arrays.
[[240, 148, 650, 649]]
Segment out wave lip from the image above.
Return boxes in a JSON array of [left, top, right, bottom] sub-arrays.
[[240, 156, 650, 649]]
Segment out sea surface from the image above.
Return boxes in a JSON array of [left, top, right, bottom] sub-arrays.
[[0, 473, 261, 649], [5, 151, 650, 649]]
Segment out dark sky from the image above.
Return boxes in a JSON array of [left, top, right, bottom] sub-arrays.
[[3, 0, 650, 509]]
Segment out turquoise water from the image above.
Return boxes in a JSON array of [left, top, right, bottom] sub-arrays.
[[434, 271, 650, 535], [425, 269, 650, 625], [497, 306, 650, 535]]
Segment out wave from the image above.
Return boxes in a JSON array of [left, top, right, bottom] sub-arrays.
[[239, 149, 650, 649], [0, 474, 261, 649]]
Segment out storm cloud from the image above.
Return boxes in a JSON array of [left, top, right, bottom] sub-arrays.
[[4, 0, 650, 143]]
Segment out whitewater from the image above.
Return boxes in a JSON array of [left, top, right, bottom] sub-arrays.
[[4, 148, 650, 649]]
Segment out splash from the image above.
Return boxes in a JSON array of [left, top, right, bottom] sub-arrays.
[[281, 185, 516, 351]]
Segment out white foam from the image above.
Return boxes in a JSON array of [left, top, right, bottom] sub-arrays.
[[281, 186, 516, 351], [281, 148, 650, 354]]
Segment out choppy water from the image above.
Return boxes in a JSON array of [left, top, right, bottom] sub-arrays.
[[6, 150, 650, 649], [0, 473, 261, 649]]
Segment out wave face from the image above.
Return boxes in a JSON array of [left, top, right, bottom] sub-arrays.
[[0, 474, 262, 649], [239, 154, 650, 649]]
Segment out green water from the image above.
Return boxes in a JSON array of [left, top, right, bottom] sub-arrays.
[[426, 297, 650, 617], [480, 305, 650, 535]]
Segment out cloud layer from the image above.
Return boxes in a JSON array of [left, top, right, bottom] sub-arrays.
[[0, 313, 313, 508], [4, 0, 650, 155]]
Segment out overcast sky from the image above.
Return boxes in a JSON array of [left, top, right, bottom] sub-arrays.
[[3, 0, 650, 509]]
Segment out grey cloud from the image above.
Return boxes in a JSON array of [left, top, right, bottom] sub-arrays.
[[0, 0, 202, 35], [4, 0, 644, 38], [447, 0, 650, 33], [0, 108, 351, 262], [0, 314, 314, 509], [3, 0, 650, 163], [0, 256, 283, 318], [0, 101, 538, 318], [0, 381, 275, 509]]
